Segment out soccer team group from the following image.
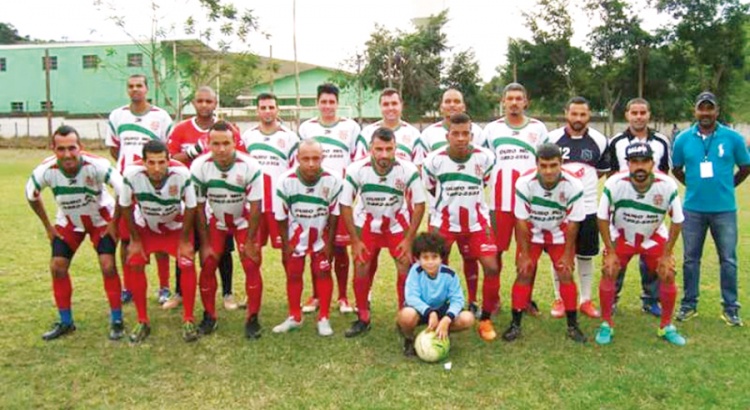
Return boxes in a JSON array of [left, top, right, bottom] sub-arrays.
[[27, 74, 748, 355]]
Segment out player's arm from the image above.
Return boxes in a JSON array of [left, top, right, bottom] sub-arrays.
[[438, 273, 465, 339], [560, 189, 584, 274], [671, 137, 686, 185], [404, 266, 431, 320], [179, 177, 198, 260], [275, 185, 292, 263], [340, 170, 365, 263], [242, 167, 263, 262], [399, 171, 426, 263], [734, 165, 750, 187], [597, 187, 620, 274], [26, 174, 60, 241], [513, 185, 533, 275]]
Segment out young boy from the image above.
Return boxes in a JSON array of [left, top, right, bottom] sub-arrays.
[[397, 232, 475, 356]]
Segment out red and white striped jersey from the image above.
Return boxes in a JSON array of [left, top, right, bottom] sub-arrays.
[[340, 157, 425, 234], [360, 120, 421, 163], [298, 117, 366, 176], [413, 121, 484, 166], [106, 105, 173, 173]]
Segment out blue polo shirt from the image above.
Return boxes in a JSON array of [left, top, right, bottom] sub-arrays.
[[672, 123, 750, 213]]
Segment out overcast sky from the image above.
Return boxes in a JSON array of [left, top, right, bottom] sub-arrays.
[[5, 0, 666, 81]]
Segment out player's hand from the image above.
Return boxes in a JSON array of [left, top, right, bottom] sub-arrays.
[[104, 221, 118, 242], [127, 239, 147, 265], [243, 240, 261, 263], [178, 240, 194, 263], [395, 238, 413, 265], [602, 251, 621, 277], [656, 253, 675, 278], [427, 311, 439, 331], [324, 242, 334, 262], [436, 317, 451, 340], [351, 240, 369, 266], [199, 243, 216, 265], [556, 252, 575, 277], [45, 226, 63, 242], [516, 252, 534, 277]]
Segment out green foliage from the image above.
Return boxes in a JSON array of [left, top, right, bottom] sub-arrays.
[[0, 22, 30, 44], [443, 49, 493, 119]]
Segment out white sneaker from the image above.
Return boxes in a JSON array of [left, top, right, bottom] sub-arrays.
[[223, 294, 239, 311], [162, 294, 182, 310], [272, 317, 303, 333], [302, 297, 319, 313], [317, 318, 334, 336], [338, 299, 354, 314]]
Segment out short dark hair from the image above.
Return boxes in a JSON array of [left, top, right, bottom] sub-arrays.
[[412, 232, 447, 259], [537, 143, 562, 161], [379, 87, 401, 103], [52, 125, 80, 145], [503, 82, 528, 98], [449, 112, 471, 126], [625, 97, 650, 111], [565, 96, 590, 110], [210, 120, 232, 133], [129, 74, 148, 87], [317, 83, 339, 101], [257, 92, 278, 106], [142, 140, 169, 160], [371, 127, 395, 144]]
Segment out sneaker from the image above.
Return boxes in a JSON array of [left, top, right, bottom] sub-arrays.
[[317, 318, 334, 337], [550, 299, 565, 319], [129, 322, 151, 344], [162, 294, 182, 310], [157, 288, 171, 305], [403, 338, 416, 357], [501, 323, 521, 342], [121, 290, 133, 304], [658, 324, 687, 346], [525, 300, 541, 317], [642, 302, 662, 318], [468, 302, 480, 319], [197, 311, 218, 335], [245, 315, 262, 339], [108, 320, 125, 341], [302, 297, 319, 313], [338, 298, 354, 314], [344, 319, 371, 338], [272, 316, 303, 333], [595, 322, 614, 345], [676, 307, 698, 322], [579, 300, 601, 319], [478, 319, 497, 341], [237, 297, 248, 309], [182, 321, 199, 343], [566, 325, 588, 344], [721, 309, 744, 327], [42, 322, 76, 341], [223, 294, 239, 311]]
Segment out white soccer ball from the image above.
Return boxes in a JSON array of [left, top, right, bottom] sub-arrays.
[[414, 329, 450, 363]]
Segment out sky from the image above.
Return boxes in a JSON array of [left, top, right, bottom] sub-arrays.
[[4, 0, 667, 81]]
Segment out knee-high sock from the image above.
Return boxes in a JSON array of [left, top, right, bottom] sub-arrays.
[[199, 256, 219, 319], [178, 260, 196, 323], [511, 282, 531, 312], [463, 259, 479, 304], [52, 275, 73, 322], [577, 257, 593, 302], [333, 247, 349, 301], [659, 281, 677, 328], [131, 269, 149, 324], [354, 274, 370, 322], [552, 269, 562, 300], [122, 261, 133, 293], [482, 274, 500, 315], [559, 282, 578, 312], [397, 273, 407, 309], [156, 255, 170, 289], [316, 273, 333, 321], [599, 277, 616, 327], [285, 257, 304, 322], [102, 273, 122, 312], [241, 258, 263, 318]]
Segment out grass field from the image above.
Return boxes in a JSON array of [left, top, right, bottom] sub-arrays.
[[1, 149, 749, 409]]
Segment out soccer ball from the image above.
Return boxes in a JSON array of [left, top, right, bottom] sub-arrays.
[[414, 329, 450, 363]]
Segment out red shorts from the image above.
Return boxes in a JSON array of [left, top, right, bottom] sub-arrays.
[[257, 212, 282, 249], [118, 216, 130, 242], [126, 226, 194, 265], [611, 236, 666, 273], [438, 228, 498, 259], [208, 218, 255, 256], [286, 249, 331, 276], [334, 220, 350, 247], [360, 230, 406, 263], [517, 242, 566, 271], [56, 223, 109, 252], [494, 211, 516, 252]]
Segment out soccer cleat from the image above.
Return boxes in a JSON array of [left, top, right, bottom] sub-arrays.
[[642, 303, 662, 318], [344, 319, 371, 338], [501, 323, 522, 342], [121, 289, 133, 304], [162, 294, 182, 310], [108, 320, 125, 341], [468, 302, 479, 319], [182, 321, 199, 343], [403, 338, 416, 357], [478, 319, 497, 341], [595, 322, 614, 345], [721, 309, 744, 327], [245, 315, 262, 339], [129, 322, 151, 344], [223, 294, 239, 311], [197, 311, 218, 336], [676, 307, 698, 322], [272, 316, 303, 333], [525, 300, 541, 317], [566, 325, 588, 344], [157, 288, 172, 305], [658, 324, 687, 346], [302, 297, 319, 313], [550, 299, 565, 319], [579, 300, 601, 319], [338, 298, 354, 314], [42, 322, 76, 341], [317, 318, 334, 337]]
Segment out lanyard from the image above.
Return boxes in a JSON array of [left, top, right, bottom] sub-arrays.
[[698, 130, 716, 161]]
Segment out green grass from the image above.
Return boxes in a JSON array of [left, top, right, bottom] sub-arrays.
[[1, 149, 749, 409]]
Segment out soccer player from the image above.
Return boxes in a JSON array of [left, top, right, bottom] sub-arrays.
[[545, 96, 610, 319], [340, 127, 426, 337], [360, 88, 422, 163], [397, 232, 475, 357], [106, 74, 173, 305], [27, 125, 124, 341], [422, 113, 500, 341], [595, 142, 686, 346], [482, 82, 548, 316], [120, 140, 198, 343], [297, 83, 366, 314], [272, 139, 342, 337], [502, 143, 587, 343], [191, 121, 264, 339], [608, 98, 671, 316]]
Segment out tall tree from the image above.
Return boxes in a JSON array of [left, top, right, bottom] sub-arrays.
[[442, 49, 492, 119], [0, 22, 29, 44]]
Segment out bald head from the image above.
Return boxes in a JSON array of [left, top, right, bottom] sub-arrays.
[[193, 86, 218, 119], [297, 139, 324, 182], [440, 88, 466, 119]]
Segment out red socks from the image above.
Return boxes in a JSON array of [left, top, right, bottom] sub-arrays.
[[52, 275, 72, 310], [156, 255, 170, 289], [354, 274, 370, 323], [463, 259, 479, 304], [559, 282, 578, 312], [511, 282, 531, 311], [130, 268, 149, 324], [482, 274, 500, 314], [102, 273, 122, 311], [241, 258, 263, 319], [334, 247, 349, 301], [285, 256, 304, 322], [199, 255, 219, 320], [660, 281, 677, 328], [599, 277, 616, 326], [316, 273, 333, 321], [178, 259, 197, 323], [396, 273, 407, 309]]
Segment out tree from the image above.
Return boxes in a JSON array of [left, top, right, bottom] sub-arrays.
[[443, 49, 493, 119], [0, 22, 30, 44]]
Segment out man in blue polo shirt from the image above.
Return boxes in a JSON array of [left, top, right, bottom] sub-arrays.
[[672, 91, 750, 326]]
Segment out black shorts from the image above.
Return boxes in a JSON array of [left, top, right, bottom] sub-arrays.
[[191, 228, 235, 253], [418, 304, 450, 325], [52, 234, 116, 259], [576, 213, 599, 258]]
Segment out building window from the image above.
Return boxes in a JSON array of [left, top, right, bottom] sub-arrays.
[[42, 56, 58, 70], [10, 102, 23, 112], [82, 55, 100, 69], [40, 101, 54, 111], [0, 58, 6, 72], [127, 53, 143, 67]]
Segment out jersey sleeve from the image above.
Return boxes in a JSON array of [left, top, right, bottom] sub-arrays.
[[733, 132, 750, 166], [105, 111, 119, 148], [246, 166, 263, 203], [190, 161, 207, 204], [668, 183, 685, 224], [160, 113, 174, 141], [514, 180, 531, 220], [25, 165, 49, 201], [167, 126, 183, 156], [182, 174, 197, 209], [328, 176, 343, 217], [597, 180, 614, 220], [609, 137, 621, 173], [103, 163, 124, 196], [406, 166, 426, 205], [404, 264, 430, 316], [596, 141, 612, 173], [274, 179, 289, 221], [340, 165, 358, 207], [471, 124, 485, 148], [421, 156, 437, 192], [352, 123, 367, 161], [566, 183, 586, 223], [287, 133, 301, 167], [671, 132, 685, 168], [483, 151, 495, 184], [119, 170, 135, 207], [412, 137, 427, 166]]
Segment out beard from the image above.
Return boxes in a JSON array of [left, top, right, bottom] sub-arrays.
[[570, 121, 586, 132], [632, 170, 649, 182]]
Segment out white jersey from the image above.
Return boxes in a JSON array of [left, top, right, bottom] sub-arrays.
[[241, 124, 301, 213], [106, 105, 173, 172], [598, 171, 684, 249], [26, 152, 123, 231], [119, 160, 196, 233], [422, 146, 494, 233], [190, 152, 263, 231], [514, 170, 585, 245], [414, 121, 484, 166], [482, 117, 548, 212], [546, 127, 611, 214], [340, 157, 425, 234], [275, 168, 342, 256], [360, 120, 422, 163], [298, 117, 366, 176]]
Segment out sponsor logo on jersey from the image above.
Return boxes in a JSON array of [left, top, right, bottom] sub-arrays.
[[150, 121, 161, 131], [85, 176, 94, 187], [322, 187, 330, 198], [475, 164, 483, 178], [559, 192, 566, 203], [235, 174, 243, 185], [169, 184, 178, 197], [653, 194, 663, 206], [581, 149, 593, 161], [395, 179, 405, 191], [402, 135, 412, 144], [277, 139, 286, 149], [528, 133, 538, 143], [338, 130, 349, 141]]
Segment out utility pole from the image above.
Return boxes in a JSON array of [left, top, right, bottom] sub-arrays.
[[293, 0, 301, 128], [44, 49, 52, 138]]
